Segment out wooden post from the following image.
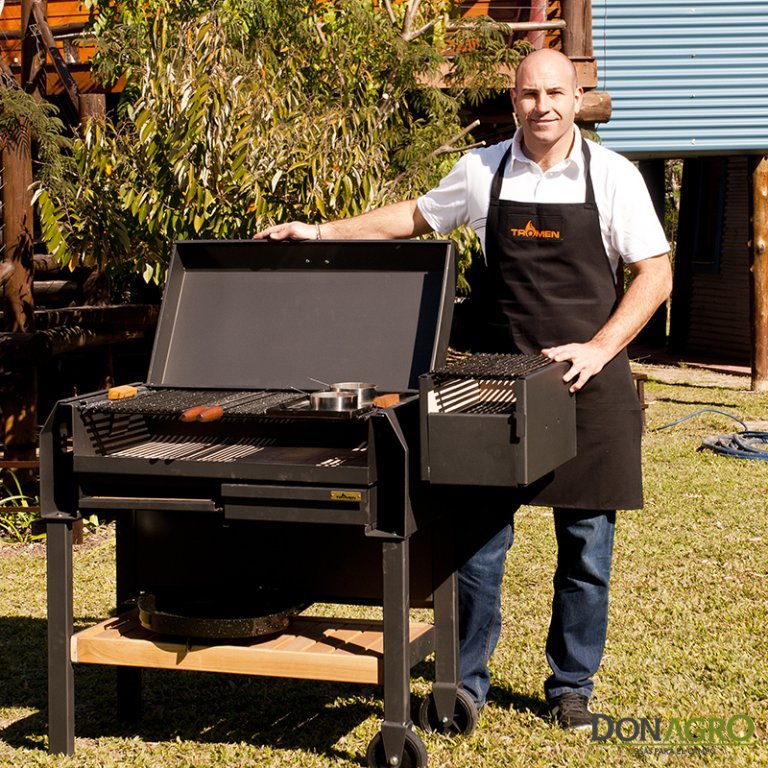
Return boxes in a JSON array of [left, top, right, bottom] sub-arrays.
[[528, 0, 548, 50], [1, 0, 39, 464], [561, 0, 593, 58], [751, 156, 768, 392], [1, 132, 35, 333], [79, 94, 106, 123], [1, 134, 37, 464]]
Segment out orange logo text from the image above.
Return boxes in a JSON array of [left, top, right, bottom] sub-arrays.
[[510, 220, 561, 240]]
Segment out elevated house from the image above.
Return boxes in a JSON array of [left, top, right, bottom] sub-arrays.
[[591, 0, 768, 388]]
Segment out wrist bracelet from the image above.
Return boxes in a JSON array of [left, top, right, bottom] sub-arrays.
[[315, 223, 322, 241]]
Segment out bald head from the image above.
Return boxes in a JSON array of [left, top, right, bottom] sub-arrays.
[[515, 49, 579, 92]]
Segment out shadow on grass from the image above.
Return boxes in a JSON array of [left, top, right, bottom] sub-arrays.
[[0, 615, 388, 761], [487, 685, 549, 719], [0, 616, 48, 713], [651, 395, 745, 410]]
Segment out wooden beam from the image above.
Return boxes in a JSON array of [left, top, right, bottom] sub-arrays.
[[580, 89, 611, 124], [33, 304, 160, 332], [447, 20, 566, 33], [0, 21, 88, 39], [462, 89, 611, 129], [4, 63, 126, 95], [31, 0, 80, 111], [751, 155, 768, 391], [20, 0, 39, 93], [2, 0, 39, 464], [78, 92, 105, 123]]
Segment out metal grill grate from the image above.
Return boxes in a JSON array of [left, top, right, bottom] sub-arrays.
[[82, 389, 302, 418], [110, 436, 274, 462], [431, 353, 552, 382]]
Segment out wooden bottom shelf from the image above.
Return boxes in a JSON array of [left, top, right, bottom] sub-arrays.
[[72, 612, 435, 684]]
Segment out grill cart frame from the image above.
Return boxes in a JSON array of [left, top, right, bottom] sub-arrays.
[[43, 239, 468, 768]]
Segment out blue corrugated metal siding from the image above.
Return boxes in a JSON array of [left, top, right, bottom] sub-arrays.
[[592, 0, 768, 156]]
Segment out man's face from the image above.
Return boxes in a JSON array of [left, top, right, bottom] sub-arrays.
[[512, 52, 583, 156]]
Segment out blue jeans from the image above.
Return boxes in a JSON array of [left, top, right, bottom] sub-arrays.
[[457, 506, 616, 708]]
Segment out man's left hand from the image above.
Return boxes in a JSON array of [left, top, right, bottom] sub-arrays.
[[541, 341, 612, 393]]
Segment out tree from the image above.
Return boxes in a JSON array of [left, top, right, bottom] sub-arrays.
[[38, 0, 529, 292]]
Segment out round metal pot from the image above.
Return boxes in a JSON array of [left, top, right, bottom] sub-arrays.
[[309, 390, 358, 411], [331, 382, 377, 405]]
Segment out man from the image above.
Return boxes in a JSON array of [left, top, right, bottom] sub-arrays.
[[255, 48, 672, 729]]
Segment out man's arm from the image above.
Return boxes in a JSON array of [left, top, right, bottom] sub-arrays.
[[542, 253, 673, 393], [253, 200, 433, 241]]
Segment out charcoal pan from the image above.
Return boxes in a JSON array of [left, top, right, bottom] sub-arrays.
[[137, 592, 308, 640]]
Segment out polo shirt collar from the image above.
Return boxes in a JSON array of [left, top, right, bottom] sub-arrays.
[[511, 126, 584, 177]]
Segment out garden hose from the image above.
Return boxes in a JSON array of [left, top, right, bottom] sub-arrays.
[[650, 408, 768, 462]]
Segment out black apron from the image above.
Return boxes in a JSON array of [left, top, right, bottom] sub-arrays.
[[480, 140, 643, 510]]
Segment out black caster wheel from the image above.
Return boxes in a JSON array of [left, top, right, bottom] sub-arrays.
[[418, 687, 478, 737], [366, 728, 428, 768]]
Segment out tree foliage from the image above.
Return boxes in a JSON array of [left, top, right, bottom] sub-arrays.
[[38, 0, 529, 292], [0, 87, 69, 180]]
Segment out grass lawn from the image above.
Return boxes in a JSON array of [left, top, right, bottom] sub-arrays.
[[1, 369, 766, 766]]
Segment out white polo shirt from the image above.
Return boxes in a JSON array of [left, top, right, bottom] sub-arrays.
[[417, 127, 670, 278]]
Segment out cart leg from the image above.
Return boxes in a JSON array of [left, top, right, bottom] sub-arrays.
[[418, 522, 478, 737], [47, 521, 75, 755], [431, 522, 460, 719], [115, 512, 142, 721], [377, 539, 425, 766]]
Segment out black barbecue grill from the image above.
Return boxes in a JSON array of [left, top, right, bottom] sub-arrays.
[[42, 239, 576, 768]]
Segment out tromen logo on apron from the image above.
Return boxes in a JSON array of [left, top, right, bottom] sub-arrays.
[[509, 219, 563, 240]]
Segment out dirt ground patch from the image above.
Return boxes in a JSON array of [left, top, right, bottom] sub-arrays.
[[632, 361, 751, 389]]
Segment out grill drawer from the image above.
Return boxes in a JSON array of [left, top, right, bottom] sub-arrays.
[[222, 483, 374, 526]]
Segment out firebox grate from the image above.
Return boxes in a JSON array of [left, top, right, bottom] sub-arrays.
[[431, 353, 552, 382], [110, 437, 274, 462]]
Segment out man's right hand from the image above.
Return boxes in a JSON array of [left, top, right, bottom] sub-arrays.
[[253, 222, 317, 240]]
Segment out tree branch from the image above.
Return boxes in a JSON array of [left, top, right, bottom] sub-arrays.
[[433, 140, 485, 156], [403, 0, 422, 37], [403, 16, 439, 43], [314, 19, 327, 46], [382, 0, 397, 25], [429, 119, 482, 158], [382, 120, 483, 195]]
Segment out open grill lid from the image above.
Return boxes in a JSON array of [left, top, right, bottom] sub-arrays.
[[148, 239, 456, 393]]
